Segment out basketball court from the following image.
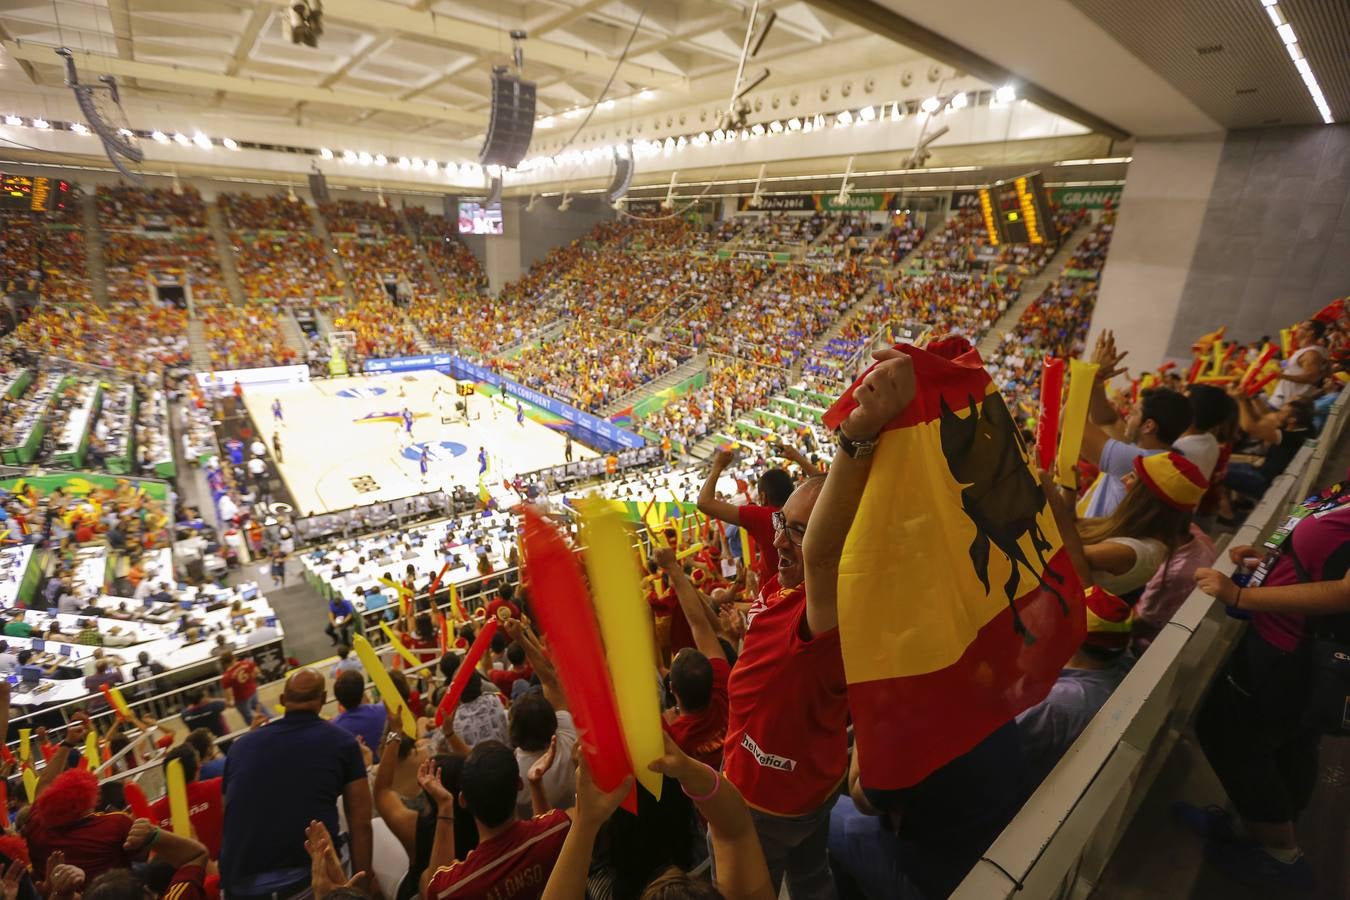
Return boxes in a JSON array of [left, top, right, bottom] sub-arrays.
[[240, 369, 595, 515]]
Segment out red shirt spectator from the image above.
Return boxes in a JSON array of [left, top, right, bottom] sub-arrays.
[[149, 778, 224, 859], [665, 657, 731, 768], [221, 657, 258, 701], [723, 584, 847, 816], [737, 504, 781, 585], [425, 809, 570, 899], [26, 768, 137, 880]]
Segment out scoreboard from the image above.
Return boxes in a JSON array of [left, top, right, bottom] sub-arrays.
[[976, 172, 1056, 247], [0, 173, 71, 213]]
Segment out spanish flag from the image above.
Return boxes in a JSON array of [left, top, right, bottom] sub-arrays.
[[823, 337, 1085, 790]]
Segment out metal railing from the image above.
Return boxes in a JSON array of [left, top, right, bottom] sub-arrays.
[[952, 388, 1350, 899]]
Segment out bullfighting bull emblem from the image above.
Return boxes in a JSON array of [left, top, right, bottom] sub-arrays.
[[939, 390, 1068, 642]]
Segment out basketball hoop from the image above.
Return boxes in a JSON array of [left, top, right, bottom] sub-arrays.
[[328, 330, 356, 377]]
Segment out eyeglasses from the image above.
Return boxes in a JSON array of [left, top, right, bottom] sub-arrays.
[[771, 510, 807, 545]]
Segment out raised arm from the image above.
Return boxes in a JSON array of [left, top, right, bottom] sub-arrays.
[[372, 725, 417, 855], [697, 449, 741, 525], [340, 776, 375, 894], [1230, 386, 1280, 444], [654, 548, 726, 662], [417, 760, 459, 897], [503, 618, 566, 712], [777, 443, 823, 477], [1280, 348, 1325, 385], [801, 349, 915, 638], [1087, 331, 1128, 432]]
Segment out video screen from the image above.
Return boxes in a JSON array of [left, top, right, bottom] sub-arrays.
[[458, 200, 503, 235]]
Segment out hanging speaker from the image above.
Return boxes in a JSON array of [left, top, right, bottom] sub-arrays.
[[307, 171, 330, 204], [485, 176, 503, 205], [480, 66, 537, 168], [607, 153, 634, 204]]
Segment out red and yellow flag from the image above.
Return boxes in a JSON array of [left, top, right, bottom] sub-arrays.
[[823, 337, 1085, 790]]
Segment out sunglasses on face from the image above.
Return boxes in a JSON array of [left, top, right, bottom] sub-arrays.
[[771, 510, 807, 545]]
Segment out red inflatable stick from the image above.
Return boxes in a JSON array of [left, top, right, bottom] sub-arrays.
[[434, 620, 498, 727], [1034, 358, 1064, 471], [520, 507, 636, 807], [1247, 368, 1280, 397]]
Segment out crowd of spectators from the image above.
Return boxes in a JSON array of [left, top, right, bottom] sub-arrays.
[[501, 325, 694, 412], [200, 302, 298, 371], [6, 301, 189, 373], [737, 210, 834, 249], [319, 199, 401, 235], [103, 232, 227, 305], [635, 355, 787, 453], [217, 192, 313, 232], [331, 297, 422, 363], [0, 211, 90, 303], [97, 184, 207, 229], [231, 233, 344, 302], [334, 237, 436, 305]]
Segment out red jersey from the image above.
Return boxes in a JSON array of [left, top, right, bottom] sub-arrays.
[[148, 778, 224, 859], [665, 657, 731, 768], [737, 504, 781, 585], [162, 865, 209, 900], [484, 598, 521, 621], [26, 810, 135, 880], [222, 659, 258, 701], [489, 665, 534, 695], [425, 809, 570, 900], [723, 584, 847, 816]]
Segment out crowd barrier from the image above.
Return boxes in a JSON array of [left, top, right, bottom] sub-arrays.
[[953, 389, 1350, 898]]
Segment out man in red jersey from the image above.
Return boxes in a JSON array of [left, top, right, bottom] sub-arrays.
[[723, 348, 916, 900], [697, 448, 797, 586], [420, 740, 573, 900], [148, 744, 224, 859]]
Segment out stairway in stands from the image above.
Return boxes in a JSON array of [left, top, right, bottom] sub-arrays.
[[601, 351, 708, 419], [310, 206, 358, 306], [79, 188, 109, 307], [205, 205, 247, 305], [397, 210, 448, 301], [186, 315, 210, 371], [279, 309, 310, 360], [975, 224, 1090, 360]]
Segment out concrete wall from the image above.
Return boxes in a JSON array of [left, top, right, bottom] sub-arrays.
[[516, 195, 616, 272], [1086, 137, 1224, 370], [1164, 125, 1350, 356]]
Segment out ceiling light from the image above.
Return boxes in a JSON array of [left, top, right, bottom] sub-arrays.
[[638, 90, 655, 100], [537, 116, 555, 128], [172, 132, 190, 145], [860, 105, 877, 122], [1276, 22, 1296, 43], [320, 147, 334, 160], [712, 129, 724, 142], [921, 96, 941, 114], [32, 118, 50, 129], [117, 127, 133, 137], [750, 123, 765, 135], [69, 122, 89, 134], [342, 149, 357, 163], [374, 154, 387, 166], [890, 102, 903, 121], [1265, 4, 1285, 26], [1253, 0, 1334, 123], [787, 117, 801, 131], [357, 151, 372, 165], [397, 157, 410, 169], [222, 137, 239, 150], [836, 109, 853, 126], [2, 115, 21, 126], [1294, 58, 1312, 76], [564, 108, 584, 119], [192, 131, 212, 149], [152, 130, 169, 143], [950, 92, 969, 110], [1286, 41, 1303, 61], [600, 99, 614, 110], [768, 119, 783, 133], [995, 84, 1017, 104]]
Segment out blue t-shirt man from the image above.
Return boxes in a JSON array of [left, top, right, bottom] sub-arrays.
[[220, 710, 366, 895], [332, 703, 387, 763]]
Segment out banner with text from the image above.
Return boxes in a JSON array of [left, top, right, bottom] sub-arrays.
[[445, 356, 647, 450], [1049, 185, 1123, 209], [815, 192, 895, 212], [362, 353, 454, 375]]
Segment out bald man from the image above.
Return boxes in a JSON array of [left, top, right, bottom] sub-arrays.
[[218, 669, 375, 900]]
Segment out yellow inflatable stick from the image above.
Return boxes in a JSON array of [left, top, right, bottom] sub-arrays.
[[1056, 359, 1100, 490], [21, 768, 36, 804], [352, 635, 417, 737], [578, 497, 664, 800], [17, 729, 29, 763], [85, 732, 101, 773], [166, 758, 192, 837], [378, 622, 423, 668]]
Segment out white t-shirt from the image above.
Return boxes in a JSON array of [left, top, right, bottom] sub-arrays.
[[1173, 433, 1220, 481], [1092, 537, 1168, 597], [452, 691, 509, 748], [1269, 345, 1326, 409], [515, 710, 578, 819]]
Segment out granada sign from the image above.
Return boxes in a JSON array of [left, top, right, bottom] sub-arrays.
[[1050, 186, 1123, 210]]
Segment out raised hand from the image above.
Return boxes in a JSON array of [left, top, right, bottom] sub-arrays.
[[527, 734, 558, 784], [416, 758, 454, 808], [841, 348, 916, 441]]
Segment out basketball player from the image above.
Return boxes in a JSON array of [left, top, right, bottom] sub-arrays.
[[515, 400, 525, 427], [478, 446, 488, 476], [272, 398, 283, 423], [402, 407, 415, 436], [419, 443, 431, 483]]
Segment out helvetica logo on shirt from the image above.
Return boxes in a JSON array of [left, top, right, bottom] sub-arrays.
[[741, 733, 797, 772]]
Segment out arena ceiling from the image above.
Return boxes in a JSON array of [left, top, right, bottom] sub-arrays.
[[0, 0, 928, 147]]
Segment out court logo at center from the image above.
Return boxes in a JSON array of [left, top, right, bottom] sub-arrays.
[[402, 440, 468, 463], [337, 386, 388, 399]]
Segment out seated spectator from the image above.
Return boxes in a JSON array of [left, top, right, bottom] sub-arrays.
[[1224, 393, 1315, 502]]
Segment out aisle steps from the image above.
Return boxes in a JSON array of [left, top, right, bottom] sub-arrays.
[[205, 205, 247, 305], [79, 189, 109, 307], [600, 351, 708, 419]]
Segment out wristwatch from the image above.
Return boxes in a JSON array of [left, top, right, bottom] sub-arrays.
[[835, 427, 879, 459]]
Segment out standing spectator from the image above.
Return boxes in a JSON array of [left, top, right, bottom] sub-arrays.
[[270, 548, 286, 587], [219, 668, 373, 899], [181, 689, 229, 737], [326, 594, 355, 647], [697, 447, 795, 585], [330, 670, 387, 762], [436, 653, 509, 749], [130, 650, 166, 702], [1268, 319, 1327, 409], [655, 547, 731, 768], [83, 659, 124, 713], [187, 727, 227, 780], [221, 650, 270, 724], [333, 644, 363, 676], [147, 744, 225, 859]]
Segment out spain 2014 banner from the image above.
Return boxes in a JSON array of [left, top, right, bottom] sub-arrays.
[[823, 337, 1085, 790]]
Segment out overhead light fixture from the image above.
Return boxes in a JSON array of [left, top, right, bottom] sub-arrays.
[[1255, 0, 1332, 123], [69, 122, 90, 134], [374, 153, 387, 166], [995, 84, 1017, 104], [357, 151, 372, 165], [192, 131, 212, 149], [397, 156, 410, 169], [600, 99, 614, 110], [890, 101, 903, 121], [1054, 156, 1134, 165], [32, 118, 50, 129], [2, 115, 21, 126], [152, 130, 169, 143], [750, 123, 765, 136], [117, 127, 133, 137], [172, 131, 190, 145], [920, 96, 941, 114], [768, 119, 783, 133], [320, 146, 334, 160], [537, 116, 555, 128], [787, 117, 801, 131], [563, 108, 584, 119], [638, 89, 655, 100], [950, 92, 969, 110], [859, 105, 876, 121], [222, 137, 239, 150], [835, 109, 853, 126], [342, 149, 357, 163]]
